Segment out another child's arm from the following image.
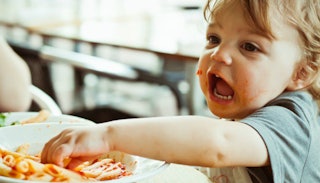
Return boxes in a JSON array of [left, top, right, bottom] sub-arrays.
[[41, 116, 269, 168], [0, 37, 32, 112]]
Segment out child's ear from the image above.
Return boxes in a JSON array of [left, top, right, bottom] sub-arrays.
[[287, 61, 315, 91]]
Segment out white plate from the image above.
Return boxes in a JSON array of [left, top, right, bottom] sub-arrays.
[[0, 122, 169, 183], [1, 112, 95, 126]]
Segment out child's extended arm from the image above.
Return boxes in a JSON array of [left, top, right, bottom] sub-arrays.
[[41, 116, 269, 168]]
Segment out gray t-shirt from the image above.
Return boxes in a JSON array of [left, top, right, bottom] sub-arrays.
[[241, 91, 320, 183]]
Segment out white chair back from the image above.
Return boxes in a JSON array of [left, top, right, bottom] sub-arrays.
[[29, 85, 62, 115]]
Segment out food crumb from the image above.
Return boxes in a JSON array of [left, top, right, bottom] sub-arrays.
[[196, 69, 202, 75]]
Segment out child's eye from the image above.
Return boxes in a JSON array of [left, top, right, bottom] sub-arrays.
[[242, 43, 260, 52], [207, 35, 220, 45]]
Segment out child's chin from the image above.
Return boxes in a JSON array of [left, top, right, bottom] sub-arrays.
[[209, 108, 247, 120]]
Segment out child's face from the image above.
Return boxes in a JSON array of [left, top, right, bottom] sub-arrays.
[[198, 1, 304, 119]]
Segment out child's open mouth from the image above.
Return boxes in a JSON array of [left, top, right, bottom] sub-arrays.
[[209, 74, 234, 101]]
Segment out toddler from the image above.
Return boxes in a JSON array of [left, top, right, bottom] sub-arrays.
[[41, 0, 320, 182]]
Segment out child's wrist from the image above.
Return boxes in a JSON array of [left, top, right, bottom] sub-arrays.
[[103, 124, 115, 152]]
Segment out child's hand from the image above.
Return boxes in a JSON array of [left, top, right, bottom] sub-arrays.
[[40, 125, 110, 169]]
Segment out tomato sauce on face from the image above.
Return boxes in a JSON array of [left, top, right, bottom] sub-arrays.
[[196, 69, 202, 75]]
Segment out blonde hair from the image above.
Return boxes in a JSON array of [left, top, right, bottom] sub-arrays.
[[204, 0, 320, 106]]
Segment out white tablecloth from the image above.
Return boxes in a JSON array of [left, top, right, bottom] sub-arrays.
[[138, 164, 213, 183]]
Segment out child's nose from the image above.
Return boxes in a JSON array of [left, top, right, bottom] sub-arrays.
[[210, 45, 232, 65]]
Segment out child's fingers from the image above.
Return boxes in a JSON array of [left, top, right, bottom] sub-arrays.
[[50, 144, 73, 167], [41, 134, 71, 166]]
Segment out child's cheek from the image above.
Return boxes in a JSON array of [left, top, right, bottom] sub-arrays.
[[197, 68, 208, 91]]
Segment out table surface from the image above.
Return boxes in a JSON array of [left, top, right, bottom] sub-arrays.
[[138, 164, 213, 183]]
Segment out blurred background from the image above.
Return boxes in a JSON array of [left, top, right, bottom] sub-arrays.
[[0, 0, 212, 122]]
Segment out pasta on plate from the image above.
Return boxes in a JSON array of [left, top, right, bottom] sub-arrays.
[[0, 110, 95, 127], [0, 117, 168, 183], [0, 146, 134, 182]]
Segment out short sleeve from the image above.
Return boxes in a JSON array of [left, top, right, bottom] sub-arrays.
[[241, 92, 317, 183]]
